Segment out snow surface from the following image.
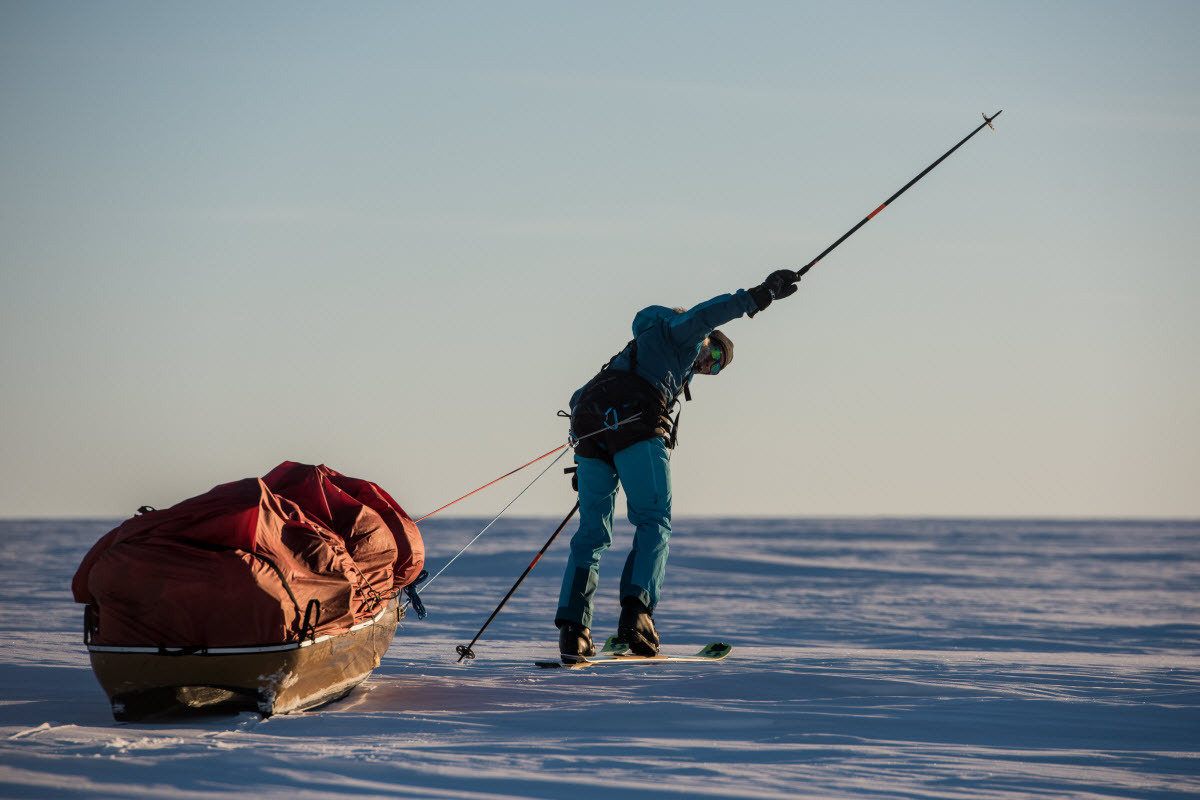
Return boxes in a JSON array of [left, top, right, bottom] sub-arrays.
[[2, 516, 1198, 799]]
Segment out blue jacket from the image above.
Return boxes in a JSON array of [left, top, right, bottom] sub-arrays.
[[572, 290, 759, 409]]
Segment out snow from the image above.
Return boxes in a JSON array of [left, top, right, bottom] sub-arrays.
[[2, 516, 1198, 799]]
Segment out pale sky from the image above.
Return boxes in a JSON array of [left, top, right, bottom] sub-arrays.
[[2, 1, 1197, 519]]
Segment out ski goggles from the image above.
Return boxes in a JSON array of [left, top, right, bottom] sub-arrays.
[[695, 345, 726, 375]]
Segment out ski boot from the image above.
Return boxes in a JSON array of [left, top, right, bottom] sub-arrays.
[[617, 596, 659, 656], [557, 621, 596, 660]]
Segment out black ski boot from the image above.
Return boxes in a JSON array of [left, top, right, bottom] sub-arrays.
[[617, 596, 659, 656], [557, 621, 596, 660]]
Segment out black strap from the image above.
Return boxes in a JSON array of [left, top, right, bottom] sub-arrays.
[[301, 599, 322, 640], [404, 570, 430, 620], [599, 339, 635, 373]]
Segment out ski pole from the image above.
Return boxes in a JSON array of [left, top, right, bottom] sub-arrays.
[[456, 500, 580, 662], [797, 110, 1002, 278]]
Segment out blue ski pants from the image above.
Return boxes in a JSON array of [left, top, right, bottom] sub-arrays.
[[555, 437, 672, 629]]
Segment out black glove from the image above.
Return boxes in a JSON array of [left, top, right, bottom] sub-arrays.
[[747, 269, 800, 317]]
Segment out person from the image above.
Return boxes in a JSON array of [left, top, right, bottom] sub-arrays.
[[555, 268, 801, 658]]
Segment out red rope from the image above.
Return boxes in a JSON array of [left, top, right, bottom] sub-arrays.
[[414, 444, 569, 523]]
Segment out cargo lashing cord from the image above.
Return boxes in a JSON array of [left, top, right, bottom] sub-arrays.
[[106, 510, 385, 645]]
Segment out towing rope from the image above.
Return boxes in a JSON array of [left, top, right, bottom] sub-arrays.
[[412, 444, 571, 599], [412, 412, 642, 523], [414, 444, 569, 523], [403, 412, 645, 617]]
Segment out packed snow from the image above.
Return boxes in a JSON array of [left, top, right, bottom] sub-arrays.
[[2, 516, 1197, 799]]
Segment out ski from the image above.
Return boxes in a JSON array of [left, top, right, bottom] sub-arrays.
[[535, 637, 732, 668]]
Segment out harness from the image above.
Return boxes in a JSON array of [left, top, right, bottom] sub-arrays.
[[569, 335, 693, 463]]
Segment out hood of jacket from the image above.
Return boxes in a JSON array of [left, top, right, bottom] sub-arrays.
[[632, 305, 676, 337]]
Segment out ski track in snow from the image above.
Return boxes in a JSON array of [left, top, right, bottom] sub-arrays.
[[1, 517, 1198, 799]]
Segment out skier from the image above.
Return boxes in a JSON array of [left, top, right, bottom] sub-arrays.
[[556, 268, 801, 658]]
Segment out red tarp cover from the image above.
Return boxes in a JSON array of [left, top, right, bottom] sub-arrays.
[[72, 462, 425, 648]]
